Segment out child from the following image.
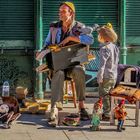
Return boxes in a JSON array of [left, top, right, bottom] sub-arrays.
[[97, 23, 119, 121], [90, 98, 103, 131], [114, 99, 127, 132]]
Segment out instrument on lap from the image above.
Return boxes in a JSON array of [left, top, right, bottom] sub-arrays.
[[36, 43, 96, 72]]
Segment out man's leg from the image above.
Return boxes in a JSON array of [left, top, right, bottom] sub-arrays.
[[51, 70, 65, 108], [48, 70, 65, 126], [70, 66, 90, 120]]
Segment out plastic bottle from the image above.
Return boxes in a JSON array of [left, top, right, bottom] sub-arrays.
[[46, 78, 51, 92], [2, 81, 10, 97]]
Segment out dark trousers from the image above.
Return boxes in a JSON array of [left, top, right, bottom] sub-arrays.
[[51, 66, 86, 108]]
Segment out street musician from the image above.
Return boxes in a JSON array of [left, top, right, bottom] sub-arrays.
[[36, 1, 94, 127]]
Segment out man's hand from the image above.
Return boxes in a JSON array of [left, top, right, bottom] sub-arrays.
[[59, 37, 70, 47], [49, 45, 61, 52], [36, 51, 40, 58], [36, 49, 51, 61]]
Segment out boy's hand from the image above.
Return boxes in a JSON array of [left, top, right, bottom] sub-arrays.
[[97, 79, 103, 84]]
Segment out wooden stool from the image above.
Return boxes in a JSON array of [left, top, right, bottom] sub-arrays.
[[63, 78, 77, 108], [110, 96, 139, 127]]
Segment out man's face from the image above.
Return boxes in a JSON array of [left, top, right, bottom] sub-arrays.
[[59, 5, 72, 22]]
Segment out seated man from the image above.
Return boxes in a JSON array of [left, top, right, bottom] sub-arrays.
[[37, 2, 94, 127]]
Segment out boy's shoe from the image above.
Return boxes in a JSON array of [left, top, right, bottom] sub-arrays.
[[79, 108, 90, 121], [102, 114, 110, 121]]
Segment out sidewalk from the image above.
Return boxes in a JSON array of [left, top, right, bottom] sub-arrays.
[[0, 97, 140, 140]]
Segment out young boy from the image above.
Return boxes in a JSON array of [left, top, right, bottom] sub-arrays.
[[97, 23, 119, 121]]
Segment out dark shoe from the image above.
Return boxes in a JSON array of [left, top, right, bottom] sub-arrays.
[[117, 125, 122, 132], [80, 108, 90, 121], [121, 126, 126, 130], [102, 114, 110, 121]]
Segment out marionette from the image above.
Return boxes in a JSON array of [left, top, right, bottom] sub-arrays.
[[90, 98, 103, 131], [114, 99, 127, 132], [0, 97, 21, 129]]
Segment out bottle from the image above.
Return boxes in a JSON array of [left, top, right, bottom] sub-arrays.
[[45, 78, 51, 92], [68, 81, 72, 96], [2, 81, 10, 97]]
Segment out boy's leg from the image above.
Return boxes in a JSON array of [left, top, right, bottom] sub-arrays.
[[99, 79, 116, 119]]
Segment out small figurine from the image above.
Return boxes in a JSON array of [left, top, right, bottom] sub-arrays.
[[0, 97, 21, 129], [90, 98, 103, 131], [114, 99, 127, 132], [0, 103, 11, 129]]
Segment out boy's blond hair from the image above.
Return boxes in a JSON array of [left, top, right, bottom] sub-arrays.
[[98, 23, 118, 43]]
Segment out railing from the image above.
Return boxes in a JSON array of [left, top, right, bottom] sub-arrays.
[[85, 47, 100, 87]]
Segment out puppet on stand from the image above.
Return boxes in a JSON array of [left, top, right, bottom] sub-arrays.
[[114, 99, 127, 132], [90, 98, 103, 131]]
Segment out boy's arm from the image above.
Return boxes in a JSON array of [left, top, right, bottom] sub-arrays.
[[97, 47, 110, 83]]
